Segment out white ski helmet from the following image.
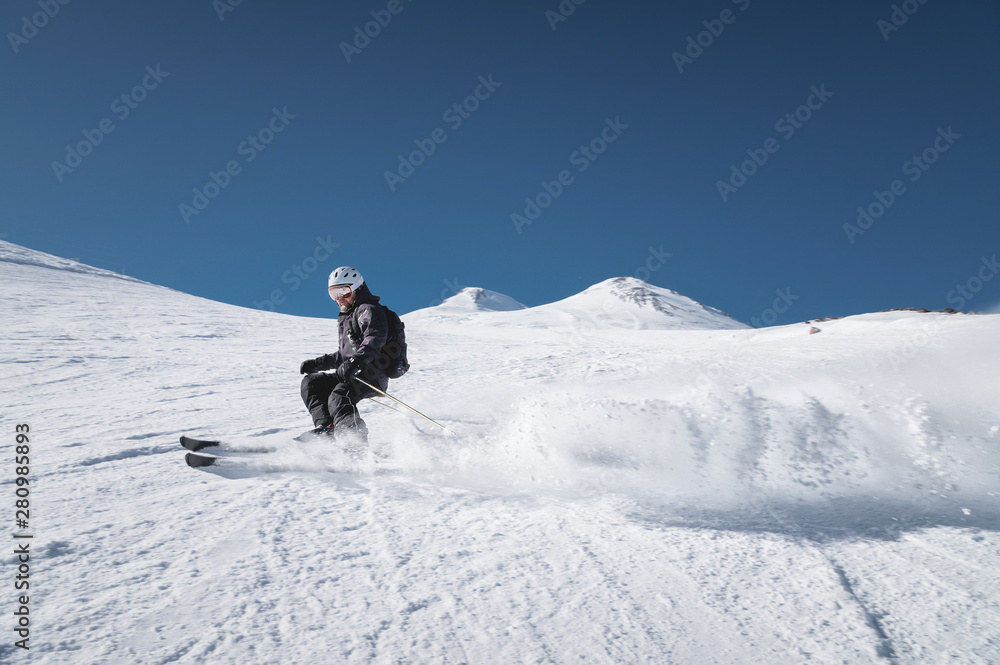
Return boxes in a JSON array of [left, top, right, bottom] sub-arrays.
[[328, 266, 364, 292]]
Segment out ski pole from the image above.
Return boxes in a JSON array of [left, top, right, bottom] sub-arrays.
[[352, 375, 455, 435], [368, 396, 404, 415]]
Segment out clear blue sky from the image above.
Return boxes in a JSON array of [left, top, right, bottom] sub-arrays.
[[3, 0, 998, 324]]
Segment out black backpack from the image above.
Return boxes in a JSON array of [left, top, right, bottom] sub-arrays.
[[347, 303, 410, 380], [373, 305, 409, 379]]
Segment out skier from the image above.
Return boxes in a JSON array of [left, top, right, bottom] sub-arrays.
[[299, 266, 390, 446]]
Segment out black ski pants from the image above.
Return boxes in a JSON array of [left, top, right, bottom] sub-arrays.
[[300, 372, 377, 437]]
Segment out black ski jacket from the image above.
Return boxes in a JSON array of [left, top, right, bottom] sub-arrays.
[[310, 284, 389, 386]]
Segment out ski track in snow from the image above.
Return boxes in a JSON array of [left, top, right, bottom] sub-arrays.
[[2, 240, 1000, 664]]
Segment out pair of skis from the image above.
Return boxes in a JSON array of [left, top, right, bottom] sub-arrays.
[[182, 376, 453, 471], [180, 433, 395, 476], [181, 432, 360, 473], [181, 435, 278, 469]]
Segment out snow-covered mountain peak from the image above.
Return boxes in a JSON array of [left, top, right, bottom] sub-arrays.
[[402, 286, 526, 325], [441, 287, 527, 312], [578, 276, 711, 315], [506, 276, 749, 331], [584, 276, 682, 304], [406, 277, 747, 331]]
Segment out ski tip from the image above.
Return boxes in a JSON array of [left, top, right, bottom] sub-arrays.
[[180, 435, 220, 452], [185, 452, 219, 468]]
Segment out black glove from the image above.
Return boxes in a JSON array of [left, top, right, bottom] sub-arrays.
[[300, 357, 324, 374], [336, 355, 365, 383]]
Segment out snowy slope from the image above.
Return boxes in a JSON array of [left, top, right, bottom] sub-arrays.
[[2, 239, 1000, 665]]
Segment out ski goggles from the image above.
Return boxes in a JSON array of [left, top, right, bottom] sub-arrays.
[[328, 284, 353, 301]]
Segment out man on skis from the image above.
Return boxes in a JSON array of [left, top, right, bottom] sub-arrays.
[[299, 266, 390, 446]]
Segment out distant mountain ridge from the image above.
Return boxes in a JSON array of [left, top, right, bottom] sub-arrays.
[[406, 277, 748, 331], [1, 240, 741, 330]]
